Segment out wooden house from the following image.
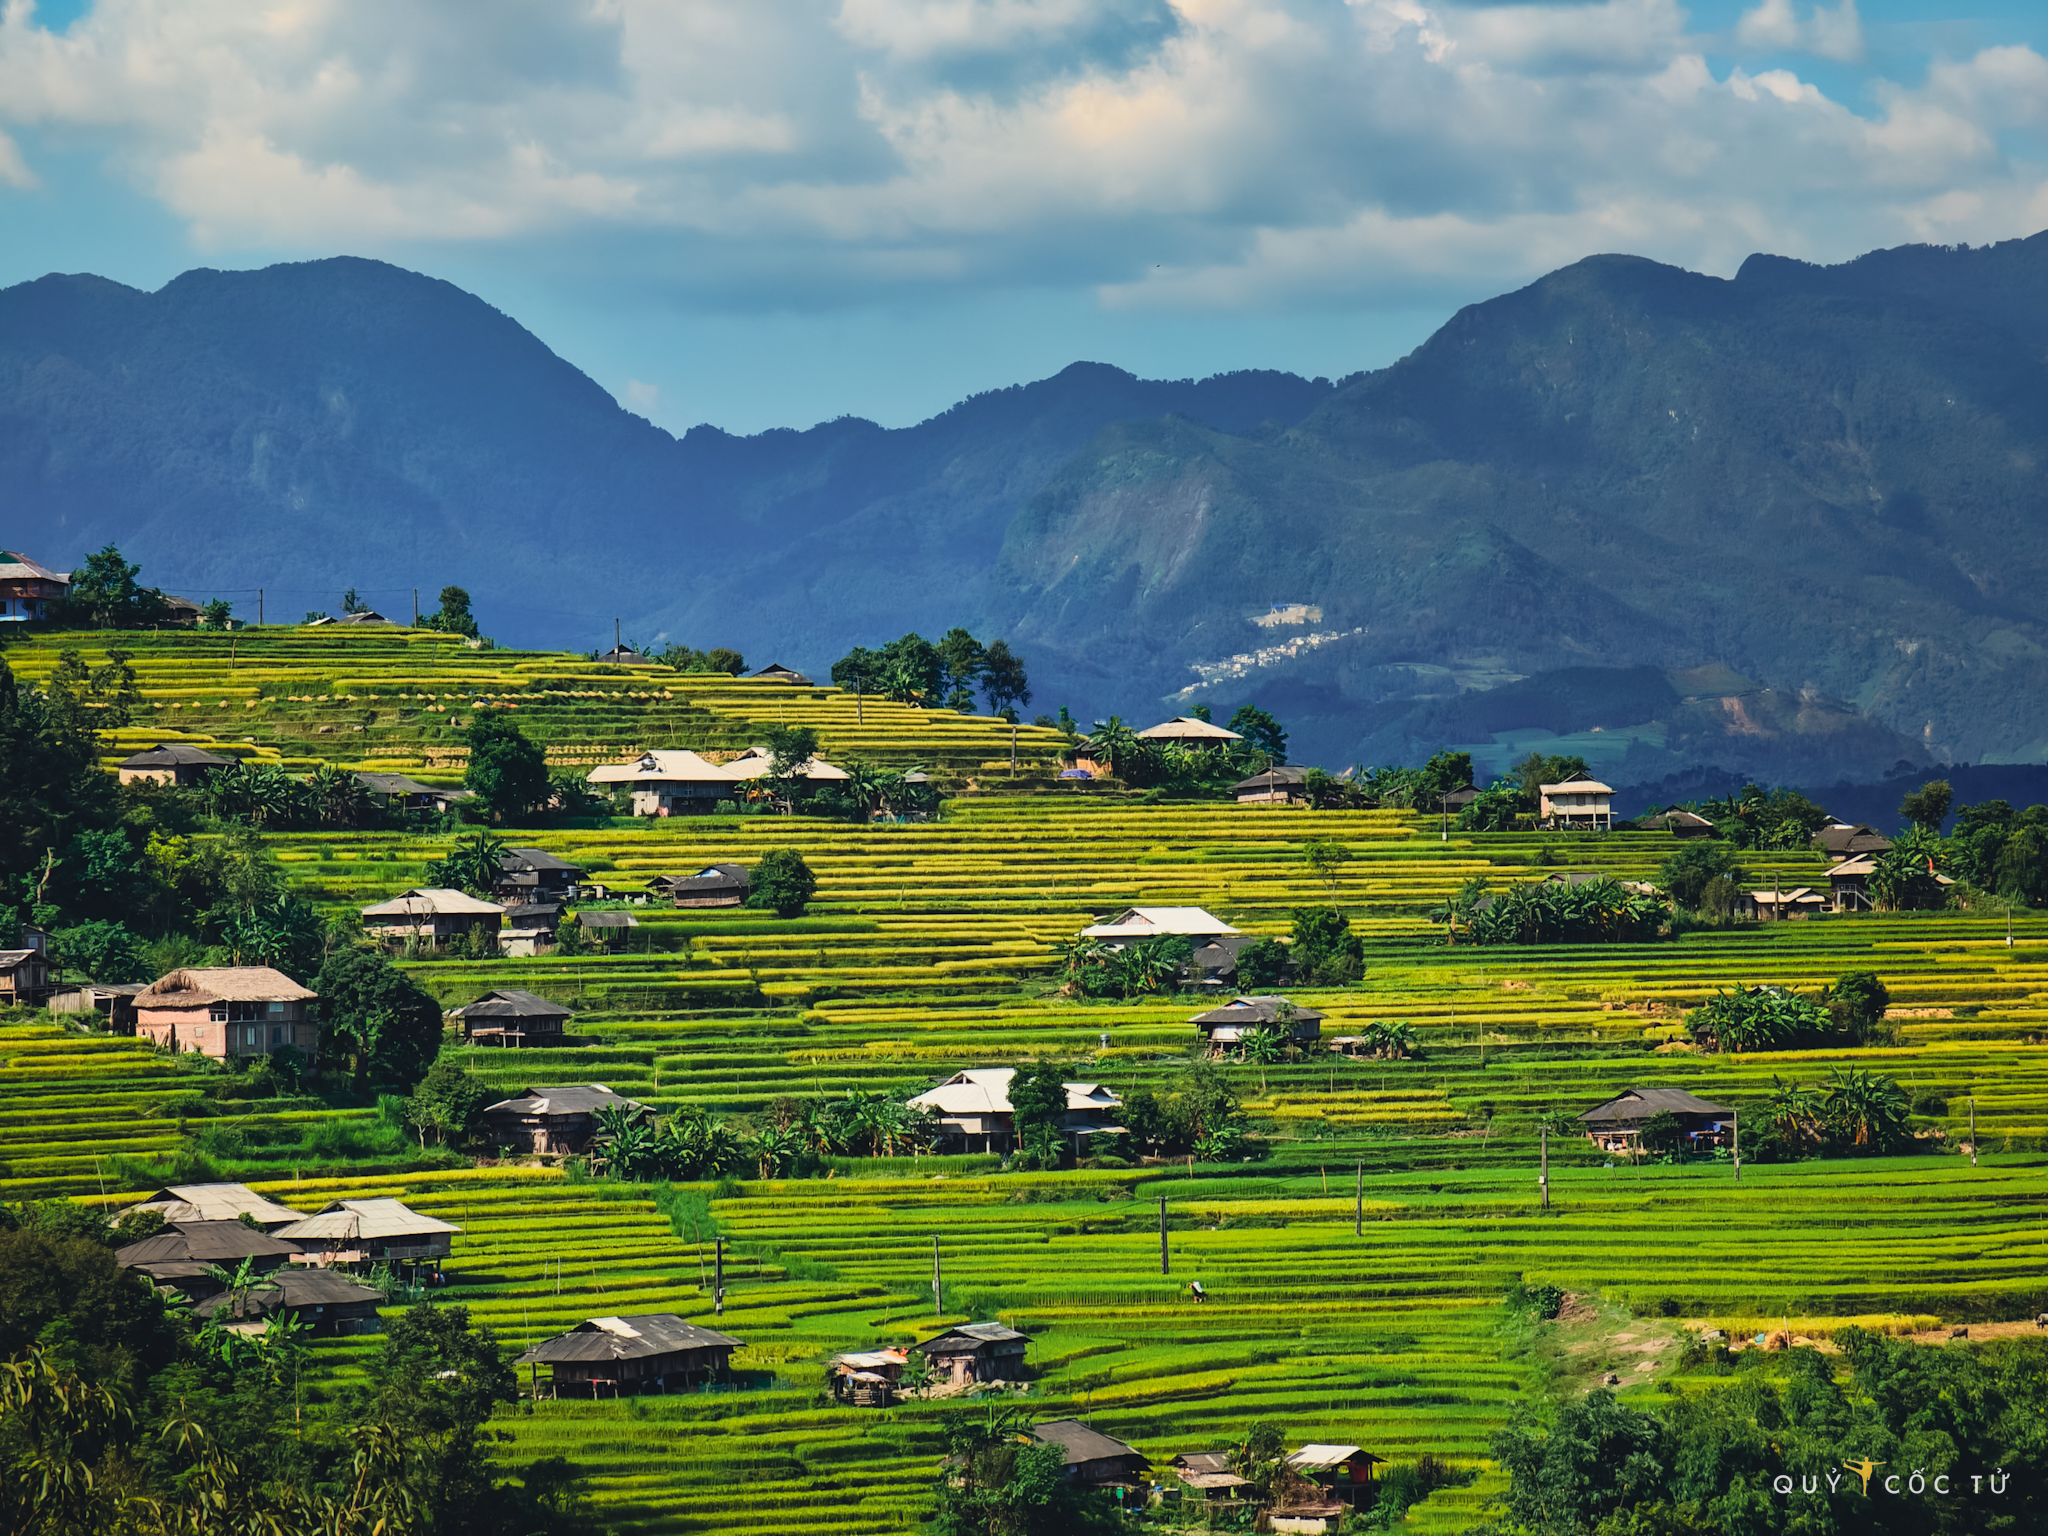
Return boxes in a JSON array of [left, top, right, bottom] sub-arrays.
[[587, 750, 736, 816], [907, 1070, 1122, 1154], [276, 1198, 461, 1267], [596, 646, 658, 666], [499, 902, 563, 956], [1137, 716, 1243, 745], [134, 968, 319, 1061], [127, 1182, 308, 1230], [1440, 785, 1481, 814], [1170, 1452, 1252, 1502], [911, 1322, 1029, 1384], [46, 981, 147, 1032], [1079, 906, 1240, 945], [1283, 1444, 1383, 1508], [718, 745, 850, 794], [0, 550, 69, 622], [0, 948, 54, 1007], [1827, 856, 1879, 912], [353, 772, 468, 814], [654, 863, 752, 907], [360, 888, 505, 947], [1190, 995, 1324, 1048], [830, 1348, 907, 1406], [1740, 886, 1829, 921], [515, 1314, 743, 1397], [191, 1266, 383, 1335], [117, 743, 231, 787], [1186, 933, 1258, 990], [1028, 1419, 1150, 1486], [482, 1084, 646, 1154], [1538, 775, 1614, 831], [1579, 1088, 1731, 1154], [575, 911, 640, 949], [117, 1220, 300, 1299], [451, 988, 572, 1046], [494, 847, 585, 903], [1233, 765, 1309, 804], [1816, 822, 1893, 862], [747, 663, 813, 686]]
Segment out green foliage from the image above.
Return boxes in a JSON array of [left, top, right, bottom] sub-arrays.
[[1120, 1063, 1260, 1161], [462, 712, 551, 823], [1466, 879, 1666, 947], [1657, 842, 1749, 910], [1056, 934, 1192, 998], [425, 830, 508, 898], [1504, 1281, 1566, 1320], [1226, 703, 1287, 763], [1899, 778, 1953, 833], [981, 638, 1031, 720], [1007, 1060, 1070, 1168], [930, 1403, 1117, 1536], [1871, 831, 1952, 911], [658, 643, 746, 674], [1827, 972, 1892, 1046], [1302, 839, 1352, 892], [56, 545, 170, 629], [52, 918, 145, 983], [417, 585, 481, 638], [1512, 751, 1589, 803], [0, 659, 117, 911], [746, 848, 817, 917], [1420, 749, 1474, 801], [1459, 782, 1533, 831], [0, 1226, 182, 1391], [1289, 905, 1363, 984], [402, 1060, 495, 1149], [1685, 784, 1832, 852], [1686, 984, 1828, 1053], [313, 948, 444, 1093], [1234, 936, 1288, 991]]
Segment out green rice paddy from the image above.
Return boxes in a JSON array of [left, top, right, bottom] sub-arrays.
[[9, 627, 2048, 1532]]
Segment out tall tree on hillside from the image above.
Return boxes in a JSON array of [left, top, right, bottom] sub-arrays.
[[830, 645, 886, 698], [937, 628, 987, 712], [314, 948, 443, 1093], [419, 585, 481, 638], [463, 713, 550, 823], [62, 545, 168, 629], [1512, 751, 1589, 802], [1227, 705, 1287, 763], [981, 640, 1031, 722], [1899, 779, 1954, 834], [880, 633, 945, 706]]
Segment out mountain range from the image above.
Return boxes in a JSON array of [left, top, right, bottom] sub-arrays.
[[5, 233, 2046, 782]]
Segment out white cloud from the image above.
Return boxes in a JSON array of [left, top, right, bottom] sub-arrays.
[[622, 378, 659, 412], [0, 0, 2037, 311], [1735, 0, 1863, 65]]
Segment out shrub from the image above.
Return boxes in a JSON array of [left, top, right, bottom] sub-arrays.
[[746, 849, 817, 917]]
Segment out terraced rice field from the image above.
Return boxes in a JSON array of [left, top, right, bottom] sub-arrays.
[[13, 629, 2048, 1531], [1, 628, 1071, 777]]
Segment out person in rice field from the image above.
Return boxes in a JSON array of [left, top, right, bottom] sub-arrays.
[[1189, 1279, 1207, 1303]]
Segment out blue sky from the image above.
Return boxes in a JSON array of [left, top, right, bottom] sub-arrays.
[[1, 0, 2043, 435]]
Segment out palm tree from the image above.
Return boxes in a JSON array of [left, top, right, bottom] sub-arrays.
[[307, 765, 369, 828], [1822, 1067, 1910, 1151], [749, 1123, 806, 1179], [1085, 716, 1146, 782], [839, 760, 891, 821], [427, 830, 508, 897]]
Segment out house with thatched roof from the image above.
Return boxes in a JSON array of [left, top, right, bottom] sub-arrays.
[[134, 968, 318, 1060], [906, 1070, 1122, 1154], [127, 1183, 308, 1230], [1137, 716, 1243, 744], [587, 750, 736, 817], [1079, 907, 1240, 944], [360, 888, 505, 946]]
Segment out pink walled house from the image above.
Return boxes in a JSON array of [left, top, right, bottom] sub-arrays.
[[135, 967, 319, 1060]]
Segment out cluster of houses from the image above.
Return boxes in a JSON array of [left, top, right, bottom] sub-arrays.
[[584, 744, 851, 817]]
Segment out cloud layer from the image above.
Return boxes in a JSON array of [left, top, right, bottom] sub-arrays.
[[0, 0, 2042, 313]]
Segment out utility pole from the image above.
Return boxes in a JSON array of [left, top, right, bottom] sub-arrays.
[[1732, 1108, 1741, 1184], [257, 588, 263, 626], [1010, 718, 1018, 776], [855, 679, 863, 725], [1354, 1162, 1363, 1235], [615, 618, 622, 657], [1158, 1194, 1169, 1275], [413, 587, 419, 625], [1539, 1128, 1549, 1209], [714, 1238, 725, 1315], [1970, 1098, 1977, 1167], [932, 1236, 943, 1316]]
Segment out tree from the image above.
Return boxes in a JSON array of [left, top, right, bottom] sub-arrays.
[[981, 640, 1031, 721], [1007, 1060, 1070, 1168], [1828, 972, 1892, 1046], [1490, 1389, 1670, 1535], [0, 1225, 183, 1390], [463, 713, 551, 823], [931, 1403, 1116, 1536], [425, 830, 508, 897], [1638, 1110, 1682, 1154], [1227, 704, 1287, 763], [1821, 1067, 1911, 1152], [829, 645, 886, 697], [746, 849, 817, 917], [1290, 906, 1364, 985], [418, 585, 480, 638], [758, 724, 822, 808], [1870, 835, 1950, 911], [403, 1060, 495, 1149], [1302, 840, 1352, 894], [878, 633, 944, 705], [1512, 751, 1589, 803], [314, 949, 444, 1093], [1419, 749, 1474, 802], [1685, 984, 1827, 1053], [1083, 717, 1148, 783], [1658, 841, 1748, 909], [1235, 937, 1288, 990], [937, 628, 987, 712], [221, 894, 324, 980], [51, 919, 144, 983], [60, 545, 168, 629], [198, 599, 233, 629], [1899, 779, 1953, 834]]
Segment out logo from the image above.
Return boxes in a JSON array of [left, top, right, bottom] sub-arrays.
[[1842, 1459, 1883, 1496]]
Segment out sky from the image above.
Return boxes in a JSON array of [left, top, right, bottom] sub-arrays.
[[0, 0, 2043, 436]]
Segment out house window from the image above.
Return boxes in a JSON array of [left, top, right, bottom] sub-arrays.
[[271, 1026, 283, 1045], [243, 1025, 258, 1046]]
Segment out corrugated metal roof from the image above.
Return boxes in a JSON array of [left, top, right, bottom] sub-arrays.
[[499, 847, 582, 872], [1580, 1088, 1731, 1123], [361, 887, 506, 917], [1136, 716, 1243, 742], [118, 743, 232, 767], [1287, 1444, 1377, 1470], [1189, 996, 1326, 1027], [1080, 906, 1240, 939], [116, 1220, 299, 1265], [274, 1198, 461, 1243], [484, 1084, 643, 1118], [191, 1267, 380, 1318], [131, 1183, 308, 1225], [514, 1314, 743, 1364], [454, 989, 572, 1020], [1030, 1419, 1147, 1467], [907, 1071, 1120, 1117]]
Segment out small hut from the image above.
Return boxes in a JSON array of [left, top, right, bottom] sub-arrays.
[[516, 1314, 743, 1397], [910, 1321, 1028, 1384], [452, 989, 572, 1046]]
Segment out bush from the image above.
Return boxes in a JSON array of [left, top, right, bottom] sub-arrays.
[[746, 849, 817, 917], [1505, 1281, 1565, 1320]]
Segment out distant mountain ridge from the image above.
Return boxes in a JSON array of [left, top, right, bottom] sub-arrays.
[[5, 236, 2046, 780]]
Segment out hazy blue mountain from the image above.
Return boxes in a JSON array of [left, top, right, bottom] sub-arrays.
[[6, 237, 2047, 782]]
